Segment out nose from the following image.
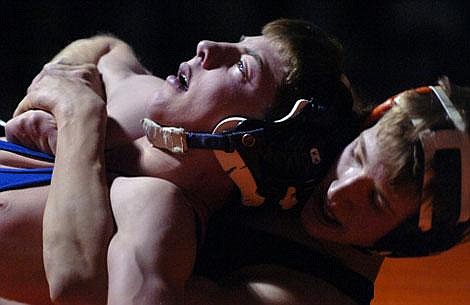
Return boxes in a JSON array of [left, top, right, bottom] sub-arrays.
[[196, 40, 241, 70], [327, 172, 374, 208]]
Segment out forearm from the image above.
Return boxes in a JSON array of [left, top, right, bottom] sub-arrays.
[[42, 103, 112, 303], [50, 35, 122, 65], [50, 34, 149, 75], [51, 34, 152, 147], [9, 35, 147, 152]]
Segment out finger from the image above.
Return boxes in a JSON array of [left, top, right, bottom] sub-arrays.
[[43, 62, 75, 72], [13, 95, 33, 117], [42, 63, 103, 95], [28, 63, 69, 93], [70, 64, 105, 99], [47, 130, 58, 155], [14, 88, 50, 118], [5, 128, 38, 151]]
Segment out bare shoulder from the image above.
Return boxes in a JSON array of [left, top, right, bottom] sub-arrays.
[[110, 176, 186, 211], [105, 74, 164, 145], [111, 176, 182, 202], [107, 73, 164, 107], [109, 176, 196, 232], [106, 73, 164, 115]]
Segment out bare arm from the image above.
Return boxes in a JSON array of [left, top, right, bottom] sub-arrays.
[[97, 37, 163, 147], [50, 34, 125, 66], [56, 36, 161, 147], [46, 32, 153, 98], [7, 35, 120, 150], [24, 34, 147, 103], [16, 75, 113, 305], [8, 34, 158, 151], [45, 34, 161, 146], [108, 177, 197, 305], [49, 33, 152, 93]]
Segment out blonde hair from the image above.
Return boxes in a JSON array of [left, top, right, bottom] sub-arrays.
[[372, 78, 470, 256]]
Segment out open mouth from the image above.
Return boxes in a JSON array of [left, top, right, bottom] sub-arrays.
[[177, 62, 191, 91], [178, 74, 188, 90]]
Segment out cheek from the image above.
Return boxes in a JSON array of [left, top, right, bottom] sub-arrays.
[[202, 83, 238, 114], [203, 85, 261, 119], [182, 83, 239, 129], [192, 75, 237, 103]]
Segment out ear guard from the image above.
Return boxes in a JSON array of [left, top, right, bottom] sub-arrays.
[[142, 98, 357, 209], [369, 85, 470, 257], [397, 86, 469, 231]]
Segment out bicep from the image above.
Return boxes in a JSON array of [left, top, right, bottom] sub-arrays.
[[110, 176, 197, 267], [97, 41, 151, 92], [107, 177, 197, 302]]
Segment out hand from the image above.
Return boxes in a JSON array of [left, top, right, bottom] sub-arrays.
[[14, 74, 106, 130], [28, 62, 105, 100], [5, 110, 58, 155]]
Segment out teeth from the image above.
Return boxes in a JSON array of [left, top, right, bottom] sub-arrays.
[[179, 73, 188, 89]]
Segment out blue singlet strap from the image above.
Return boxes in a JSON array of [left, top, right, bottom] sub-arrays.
[[0, 140, 54, 191], [0, 140, 54, 161], [0, 167, 53, 191]]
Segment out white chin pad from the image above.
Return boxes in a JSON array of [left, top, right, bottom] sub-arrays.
[[141, 118, 188, 153]]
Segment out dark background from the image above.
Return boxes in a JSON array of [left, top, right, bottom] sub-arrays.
[[1, 0, 469, 119]]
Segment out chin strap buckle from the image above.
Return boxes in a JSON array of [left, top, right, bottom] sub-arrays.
[[141, 118, 188, 153]]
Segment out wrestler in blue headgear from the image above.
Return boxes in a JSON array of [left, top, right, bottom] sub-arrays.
[[142, 93, 359, 209]]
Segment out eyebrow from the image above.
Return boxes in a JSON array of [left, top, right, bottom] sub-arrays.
[[238, 35, 264, 70], [246, 49, 263, 71], [357, 134, 367, 162]]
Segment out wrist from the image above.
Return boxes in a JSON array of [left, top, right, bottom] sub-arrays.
[[56, 101, 107, 131]]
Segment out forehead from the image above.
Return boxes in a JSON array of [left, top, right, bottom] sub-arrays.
[[360, 126, 389, 180], [361, 124, 419, 210], [361, 126, 382, 166]]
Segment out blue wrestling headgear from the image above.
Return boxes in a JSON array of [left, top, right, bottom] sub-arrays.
[[370, 84, 470, 257], [142, 98, 358, 209]]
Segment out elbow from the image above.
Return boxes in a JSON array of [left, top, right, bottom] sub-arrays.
[[47, 266, 106, 305], [44, 249, 106, 304], [47, 273, 77, 304]]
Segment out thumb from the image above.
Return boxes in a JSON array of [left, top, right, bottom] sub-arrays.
[[13, 95, 33, 117]]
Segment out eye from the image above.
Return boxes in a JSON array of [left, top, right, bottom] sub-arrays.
[[369, 189, 380, 209], [236, 59, 247, 78], [370, 188, 388, 210], [351, 142, 362, 165]]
